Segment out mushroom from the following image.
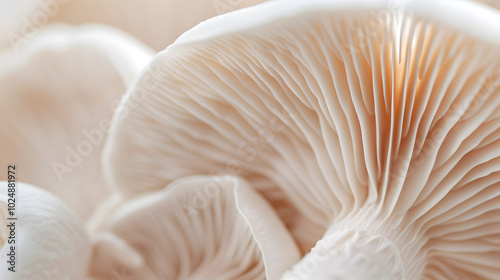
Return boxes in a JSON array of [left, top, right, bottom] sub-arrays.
[[0, 24, 153, 220], [89, 175, 300, 279], [0, 0, 39, 50], [102, 0, 500, 278], [0, 182, 91, 279], [49, 0, 268, 51]]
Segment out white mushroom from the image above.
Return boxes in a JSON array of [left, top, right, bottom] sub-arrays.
[[0, 24, 153, 220], [0, 182, 91, 279], [0, 0, 39, 50], [49, 0, 268, 51], [89, 175, 300, 279], [103, 0, 500, 278]]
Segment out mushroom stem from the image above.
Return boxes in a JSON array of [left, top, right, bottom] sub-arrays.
[[282, 205, 427, 280]]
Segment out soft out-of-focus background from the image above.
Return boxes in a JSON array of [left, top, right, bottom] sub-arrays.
[[1, 0, 498, 52], [0, 0, 268, 52]]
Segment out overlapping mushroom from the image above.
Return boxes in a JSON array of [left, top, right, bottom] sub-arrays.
[[0, 23, 154, 280], [101, 0, 500, 279], [0, 24, 153, 220], [89, 176, 300, 279], [1, 0, 500, 279], [0, 182, 91, 280], [0, 0, 267, 51]]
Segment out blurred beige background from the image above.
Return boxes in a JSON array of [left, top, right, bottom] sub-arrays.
[[0, 0, 268, 52]]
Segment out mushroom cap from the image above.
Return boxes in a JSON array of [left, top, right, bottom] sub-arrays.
[[103, 0, 500, 278], [0, 24, 153, 220], [49, 0, 268, 51], [0, 182, 90, 279], [89, 175, 300, 280]]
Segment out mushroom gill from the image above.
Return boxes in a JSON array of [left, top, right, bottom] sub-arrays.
[[89, 176, 300, 280], [102, 0, 500, 278]]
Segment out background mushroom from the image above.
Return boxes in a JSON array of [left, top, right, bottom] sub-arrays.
[[89, 175, 300, 279], [0, 0, 39, 51], [49, 0, 268, 51], [0, 182, 91, 279], [102, 0, 500, 278], [0, 24, 153, 220], [0, 0, 268, 52]]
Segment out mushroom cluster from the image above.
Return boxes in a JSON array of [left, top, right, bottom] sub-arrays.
[[1, 0, 500, 279]]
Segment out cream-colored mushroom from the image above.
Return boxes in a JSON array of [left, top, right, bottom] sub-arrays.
[[0, 24, 153, 220], [89, 175, 300, 280], [103, 0, 500, 278], [0, 182, 91, 279], [49, 0, 268, 51], [0, 0, 39, 51]]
